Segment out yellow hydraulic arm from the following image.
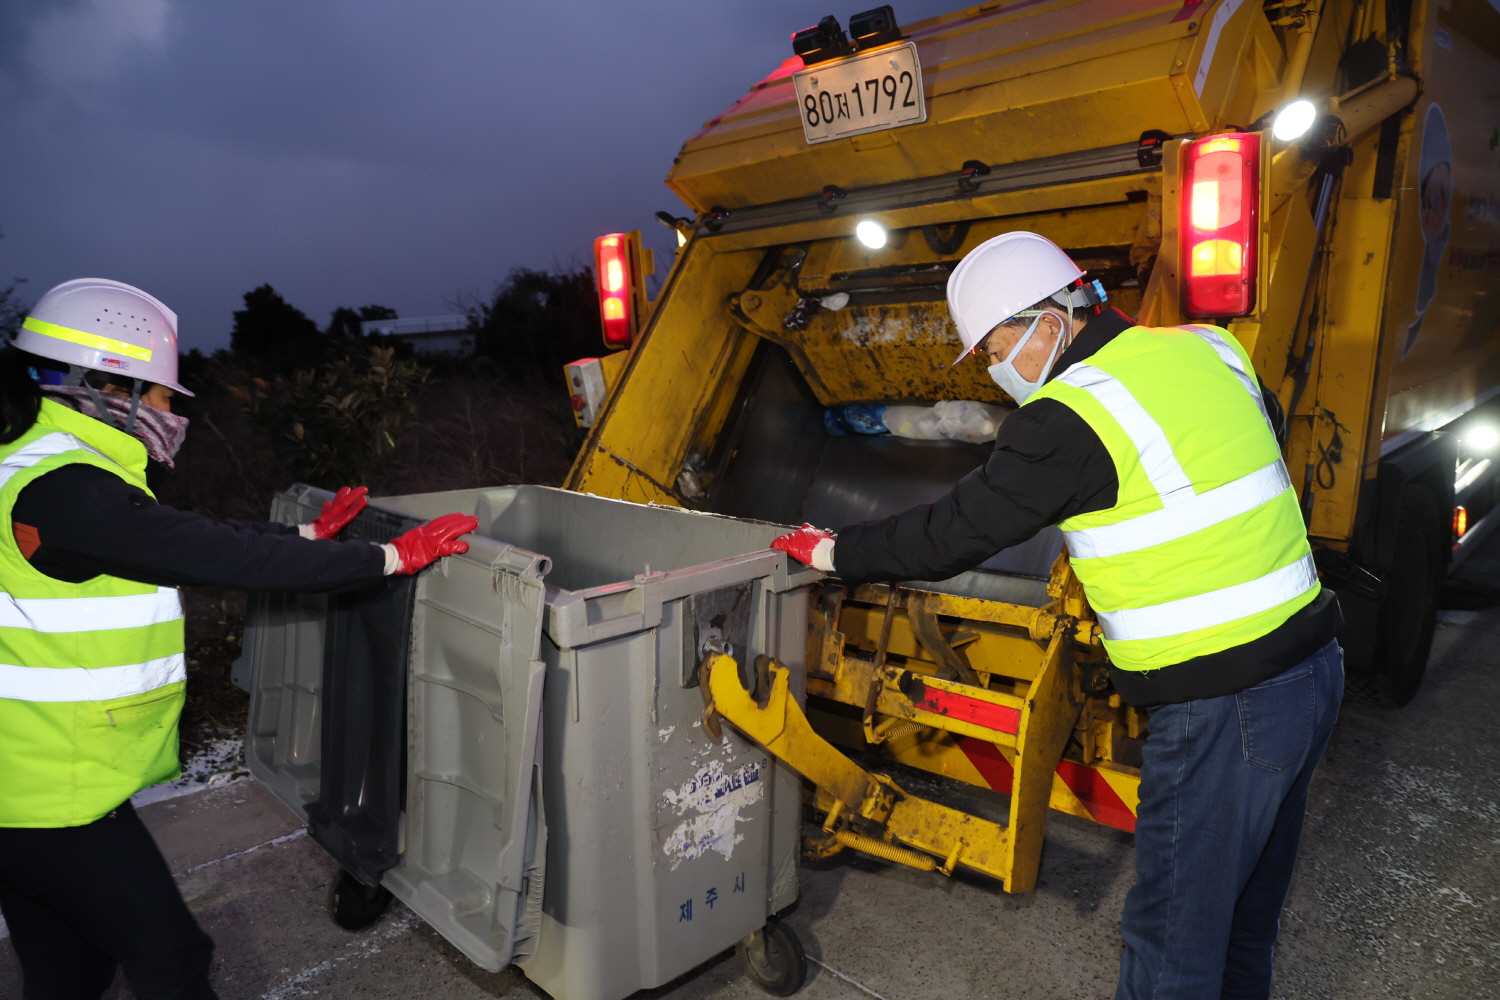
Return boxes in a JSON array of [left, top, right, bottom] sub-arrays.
[[703, 618, 1083, 893]]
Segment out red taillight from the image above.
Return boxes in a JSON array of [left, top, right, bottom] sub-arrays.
[[594, 233, 635, 349], [1181, 133, 1260, 317]]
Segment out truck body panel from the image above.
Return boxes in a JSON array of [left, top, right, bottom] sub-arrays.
[[1379, 0, 1500, 451]]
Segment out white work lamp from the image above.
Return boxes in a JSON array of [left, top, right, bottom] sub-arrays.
[[1272, 100, 1318, 142]]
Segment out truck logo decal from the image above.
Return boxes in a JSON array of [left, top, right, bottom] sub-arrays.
[[1404, 103, 1453, 360]]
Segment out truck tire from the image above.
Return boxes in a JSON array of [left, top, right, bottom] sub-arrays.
[[1370, 485, 1442, 706]]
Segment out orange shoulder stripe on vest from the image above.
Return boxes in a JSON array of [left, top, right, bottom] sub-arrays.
[[13, 522, 40, 560]]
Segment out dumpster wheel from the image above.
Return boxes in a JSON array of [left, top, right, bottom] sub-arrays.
[[327, 868, 394, 931], [737, 915, 807, 996]]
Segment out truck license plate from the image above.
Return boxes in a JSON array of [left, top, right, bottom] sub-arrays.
[[792, 41, 927, 145]]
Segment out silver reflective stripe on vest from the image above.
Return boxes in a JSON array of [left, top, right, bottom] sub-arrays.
[[0, 587, 182, 633], [1064, 460, 1292, 559], [1183, 325, 1272, 427], [0, 432, 105, 489], [1056, 365, 1195, 506], [1095, 554, 1317, 642], [0, 652, 185, 702]]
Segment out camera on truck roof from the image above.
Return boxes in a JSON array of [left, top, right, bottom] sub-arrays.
[[793, 7, 903, 64]]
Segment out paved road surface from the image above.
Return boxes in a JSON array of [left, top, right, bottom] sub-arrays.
[[4, 575, 1498, 998]]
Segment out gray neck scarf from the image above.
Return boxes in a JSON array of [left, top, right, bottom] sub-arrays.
[[43, 386, 190, 467]]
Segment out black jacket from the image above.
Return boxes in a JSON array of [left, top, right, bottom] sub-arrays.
[[833, 309, 1341, 705], [13, 464, 385, 591]]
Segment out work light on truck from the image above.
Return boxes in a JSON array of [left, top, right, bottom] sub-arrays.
[[594, 233, 635, 349], [856, 219, 888, 249], [1181, 133, 1261, 318], [1272, 100, 1318, 141], [1468, 425, 1499, 451], [792, 15, 852, 64], [849, 6, 902, 49]]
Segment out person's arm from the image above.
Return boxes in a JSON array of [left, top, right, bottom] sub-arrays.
[[209, 486, 369, 540], [1258, 376, 1288, 447], [15, 465, 384, 591], [828, 400, 1118, 586], [217, 519, 299, 537]]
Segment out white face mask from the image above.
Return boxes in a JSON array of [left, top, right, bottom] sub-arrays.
[[986, 310, 1067, 405]]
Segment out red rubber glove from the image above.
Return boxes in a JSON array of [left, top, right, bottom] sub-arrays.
[[770, 523, 835, 571], [310, 486, 369, 540], [389, 513, 478, 574]]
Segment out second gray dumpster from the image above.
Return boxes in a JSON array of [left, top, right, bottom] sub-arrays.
[[244, 484, 818, 1000]]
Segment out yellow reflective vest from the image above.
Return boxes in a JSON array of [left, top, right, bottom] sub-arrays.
[[0, 399, 185, 827], [1028, 324, 1319, 673]]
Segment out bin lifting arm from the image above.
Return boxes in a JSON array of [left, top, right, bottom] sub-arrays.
[[703, 627, 1080, 893]]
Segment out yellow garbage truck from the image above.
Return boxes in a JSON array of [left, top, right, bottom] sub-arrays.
[[563, 0, 1500, 892]]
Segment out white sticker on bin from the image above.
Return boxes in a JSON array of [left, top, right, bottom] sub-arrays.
[[660, 757, 765, 869]]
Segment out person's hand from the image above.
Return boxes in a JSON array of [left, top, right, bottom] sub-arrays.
[[310, 486, 368, 540], [770, 523, 835, 572], [388, 513, 478, 574]]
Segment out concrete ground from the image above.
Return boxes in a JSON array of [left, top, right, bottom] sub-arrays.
[[4, 585, 1499, 997]]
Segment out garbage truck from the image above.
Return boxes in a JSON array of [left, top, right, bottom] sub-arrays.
[[563, 0, 1500, 895]]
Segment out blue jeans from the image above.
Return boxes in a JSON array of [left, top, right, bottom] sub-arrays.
[[1116, 640, 1343, 1000]]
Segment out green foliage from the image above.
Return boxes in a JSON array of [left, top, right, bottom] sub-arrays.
[[326, 303, 416, 361], [470, 266, 601, 380], [231, 284, 324, 376], [231, 346, 429, 488], [0, 277, 27, 344], [325, 303, 397, 342], [0, 227, 28, 344]]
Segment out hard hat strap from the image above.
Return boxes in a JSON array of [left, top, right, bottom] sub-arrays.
[[1050, 279, 1108, 312], [67, 365, 121, 432], [64, 364, 145, 435], [124, 379, 144, 437]]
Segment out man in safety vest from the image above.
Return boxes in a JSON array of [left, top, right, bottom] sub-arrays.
[[771, 233, 1344, 1000], [0, 279, 477, 1000]]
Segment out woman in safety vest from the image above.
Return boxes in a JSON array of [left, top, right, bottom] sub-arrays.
[[0, 278, 476, 1000], [771, 233, 1344, 1000]]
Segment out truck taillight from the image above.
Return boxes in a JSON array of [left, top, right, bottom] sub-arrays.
[[594, 233, 636, 349], [1181, 133, 1261, 318]]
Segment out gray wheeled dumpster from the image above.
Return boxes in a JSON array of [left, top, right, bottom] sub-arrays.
[[241, 484, 818, 1000]]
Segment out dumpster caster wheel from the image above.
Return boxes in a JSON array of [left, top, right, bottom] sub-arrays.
[[328, 869, 393, 931], [737, 916, 807, 996]]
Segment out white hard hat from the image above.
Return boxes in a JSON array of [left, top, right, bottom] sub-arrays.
[[946, 232, 1085, 366], [16, 278, 193, 395]]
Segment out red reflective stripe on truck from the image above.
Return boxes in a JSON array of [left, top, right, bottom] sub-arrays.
[[957, 737, 1015, 794], [958, 737, 1138, 832], [1056, 759, 1137, 833], [913, 686, 1021, 734]]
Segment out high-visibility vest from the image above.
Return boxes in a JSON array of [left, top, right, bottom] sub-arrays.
[[0, 399, 185, 827], [1028, 325, 1318, 673]]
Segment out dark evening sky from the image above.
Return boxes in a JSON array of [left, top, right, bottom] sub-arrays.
[[0, 1, 960, 352]]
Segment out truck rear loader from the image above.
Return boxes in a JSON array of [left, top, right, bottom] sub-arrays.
[[565, 0, 1500, 893]]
